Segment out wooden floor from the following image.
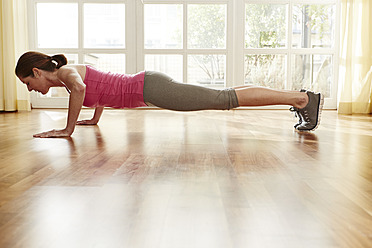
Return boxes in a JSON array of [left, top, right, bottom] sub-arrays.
[[0, 109, 371, 248]]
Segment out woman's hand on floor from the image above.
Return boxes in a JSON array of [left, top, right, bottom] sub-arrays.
[[33, 129, 72, 138], [76, 119, 98, 125]]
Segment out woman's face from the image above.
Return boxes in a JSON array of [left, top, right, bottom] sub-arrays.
[[19, 69, 51, 95]]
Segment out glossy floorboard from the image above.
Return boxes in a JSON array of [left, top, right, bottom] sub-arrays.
[[0, 109, 371, 248]]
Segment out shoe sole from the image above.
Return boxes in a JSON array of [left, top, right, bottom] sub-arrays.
[[296, 93, 324, 132]]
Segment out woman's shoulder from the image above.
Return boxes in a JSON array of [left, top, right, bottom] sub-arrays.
[[59, 64, 87, 80]]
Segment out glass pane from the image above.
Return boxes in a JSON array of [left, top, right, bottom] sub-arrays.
[[84, 4, 125, 48], [245, 4, 287, 49], [188, 55, 226, 87], [144, 4, 183, 49], [37, 3, 78, 48], [84, 54, 126, 74], [188, 4, 226, 49], [292, 4, 335, 48], [43, 54, 78, 98], [244, 54, 287, 89], [292, 54, 332, 97], [145, 55, 183, 82]]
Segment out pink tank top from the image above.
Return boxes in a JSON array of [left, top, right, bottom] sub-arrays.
[[83, 66, 147, 109]]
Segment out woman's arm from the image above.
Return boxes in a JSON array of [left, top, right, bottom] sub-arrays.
[[33, 67, 86, 138], [76, 107, 104, 125]]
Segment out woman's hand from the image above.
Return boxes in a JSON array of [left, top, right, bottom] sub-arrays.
[[76, 119, 98, 125], [33, 129, 72, 138], [76, 107, 103, 125]]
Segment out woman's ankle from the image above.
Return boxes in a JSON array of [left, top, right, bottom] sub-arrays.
[[294, 92, 308, 109]]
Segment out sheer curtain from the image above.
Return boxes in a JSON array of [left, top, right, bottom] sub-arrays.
[[0, 0, 30, 111], [338, 0, 372, 114]]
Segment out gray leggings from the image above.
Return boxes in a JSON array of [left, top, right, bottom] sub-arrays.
[[143, 71, 239, 111]]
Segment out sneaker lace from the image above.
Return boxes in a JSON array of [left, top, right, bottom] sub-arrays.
[[298, 109, 310, 122], [289, 107, 300, 119]]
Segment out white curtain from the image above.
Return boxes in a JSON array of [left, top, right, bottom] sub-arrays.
[[0, 0, 30, 111], [338, 0, 372, 114]]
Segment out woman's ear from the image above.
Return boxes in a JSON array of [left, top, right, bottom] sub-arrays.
[[32, 68, 41, 78]]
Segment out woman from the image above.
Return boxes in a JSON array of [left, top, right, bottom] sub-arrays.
[[15, 51, 323, 138]]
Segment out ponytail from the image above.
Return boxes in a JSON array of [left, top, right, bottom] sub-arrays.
[[51, 54, 68, 69], [15, 51, 68, 78]]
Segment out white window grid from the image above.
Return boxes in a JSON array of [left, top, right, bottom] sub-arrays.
[[138, 0, 232, 88], [140, 0, 340, 109], [28, 0, 340, 109], [28, 0, 135, 70]]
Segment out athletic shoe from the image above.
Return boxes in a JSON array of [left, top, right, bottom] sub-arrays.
[[295, 90, 324, 131]]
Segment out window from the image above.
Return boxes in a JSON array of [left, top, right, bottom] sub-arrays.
[[28, 0, 339, 109], [291, 4, 336, 98], [242, 1, 339, 107], [28, 0, 132, 108], [143, 3, 228, 88], [37, 3, 78, 48]]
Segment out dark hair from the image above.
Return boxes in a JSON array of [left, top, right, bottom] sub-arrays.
[[15, 51, 67, 78]]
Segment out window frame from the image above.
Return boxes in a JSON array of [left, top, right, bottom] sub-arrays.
[[27, 0, 340, 109], [27, 0, 136, 108], [237, 0, 340, 109], [137, 0, 233, 89]]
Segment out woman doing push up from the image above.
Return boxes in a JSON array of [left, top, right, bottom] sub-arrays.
[[15, 51, 323, 138]]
